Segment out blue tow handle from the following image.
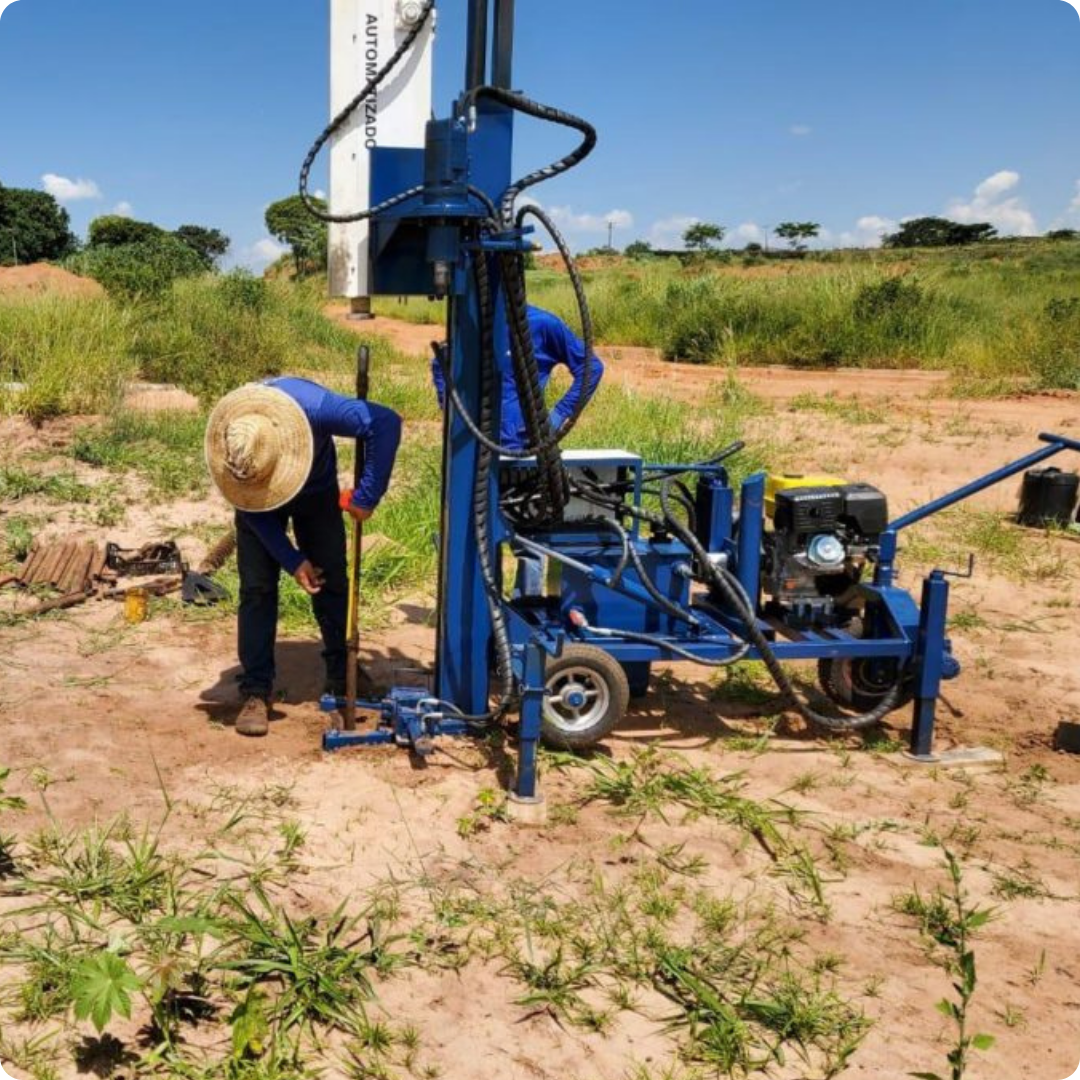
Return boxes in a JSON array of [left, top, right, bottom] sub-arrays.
[[1039, 432, 1080, 453]]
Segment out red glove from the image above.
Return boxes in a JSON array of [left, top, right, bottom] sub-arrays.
[[339, 488, 355, 512]]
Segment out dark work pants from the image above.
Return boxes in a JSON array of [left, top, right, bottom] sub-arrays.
[[235, 487, 348, 700]]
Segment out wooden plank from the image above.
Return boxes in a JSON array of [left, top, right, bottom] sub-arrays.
[[18, 541, 43, 585], [50, 543, 77, 589], [37, 543, 69, 587]]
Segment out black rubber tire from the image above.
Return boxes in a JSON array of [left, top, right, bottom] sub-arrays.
[[817, 620, 913, 714], [541, 644, 630, 750]]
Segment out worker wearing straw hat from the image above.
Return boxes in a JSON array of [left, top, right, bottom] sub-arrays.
[[206, 378, 402, 737]]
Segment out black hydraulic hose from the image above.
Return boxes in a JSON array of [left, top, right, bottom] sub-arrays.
[[642, 441, 747, 482], [564, 482, 712, 632], [656, 478, 900, 733], [515, 203, 596, 443], [565, 516, 632, 587], [299, 0, 437, 223], [583, 623, 749, 669], [467, 86, 598, 228]]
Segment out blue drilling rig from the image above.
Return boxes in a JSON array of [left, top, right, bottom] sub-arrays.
[[303, 0, 1080, 807]]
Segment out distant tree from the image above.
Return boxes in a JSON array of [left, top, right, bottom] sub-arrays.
[[683, 222, 726, 253], [175, 225, 231, 269], [744, 242, 764, 255], [265, 195, 329, 276], [0, 183, 77, 265], [884, 217, 997, 249], [624, 240, 654, 260], [1046, 228, 1079, 241], [775, 221, 820, 252], [87, 215, 166, 248], [67, 235, 206, 299]]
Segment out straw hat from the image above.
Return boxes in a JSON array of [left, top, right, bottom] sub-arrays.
[[205, 385, 314, 512]]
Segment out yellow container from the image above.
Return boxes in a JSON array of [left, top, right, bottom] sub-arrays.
[[124, 587, 149, 625], [765, 473, 846, 517]]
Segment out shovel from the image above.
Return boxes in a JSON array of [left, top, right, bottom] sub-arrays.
[[181, 530, 237, 606]]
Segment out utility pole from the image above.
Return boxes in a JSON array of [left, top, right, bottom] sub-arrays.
[[607, 219, 614, 252]]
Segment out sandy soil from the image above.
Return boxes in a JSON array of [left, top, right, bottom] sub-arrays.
[[1, 318, 1079, 1079], [0, 264, 105, 301]]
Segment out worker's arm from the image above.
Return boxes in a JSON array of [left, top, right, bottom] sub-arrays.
[[320, 395, 404, 513], [547, 318, 605, 432], [237, 512, 305, 576]]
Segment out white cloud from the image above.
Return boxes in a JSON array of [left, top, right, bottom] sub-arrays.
[[314, 189, 327, 201], [232, 238, 288, 272], [41, 173, 102, 202], [546, 205, 634, 234], [837, 215, 898, 248], [111, 201, 134, 218], [789, 124, 812, 137], [946, 169, 1038, 236], [731, 222, 765, 245], [647, 214, 699, 249]]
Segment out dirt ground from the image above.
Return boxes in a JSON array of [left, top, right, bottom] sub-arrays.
[[0, 265, 105, 301], [2, 317, 1079, 1079]]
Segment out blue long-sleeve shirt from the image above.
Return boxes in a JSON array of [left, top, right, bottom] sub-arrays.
[[239, 377, 402, 574], [431, 306, 605, 450]]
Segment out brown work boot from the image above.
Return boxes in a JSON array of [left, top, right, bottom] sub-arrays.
[[236, 696, 270, 738]]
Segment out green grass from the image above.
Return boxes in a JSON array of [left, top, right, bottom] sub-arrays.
[[72, 410, 210, 498], [0, 466, 93, 504], [0, 295, 138, 422], [376, 241, 1080, 385]]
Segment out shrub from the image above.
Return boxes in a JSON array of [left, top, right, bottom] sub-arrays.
[[67, 235, 207, 300], [0, 296, 137, 421], [852, 277, 925, 322], [132, 276, 364, 401], [1031, 296, 1080, 390], [87, 215, 167, 248]]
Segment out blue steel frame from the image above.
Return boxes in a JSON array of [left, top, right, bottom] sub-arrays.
[[319, 0, 1080, 782]]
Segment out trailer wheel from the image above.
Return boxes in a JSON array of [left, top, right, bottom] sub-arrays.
[[817, 621, 913, 714], [542, 645, 630, 749]]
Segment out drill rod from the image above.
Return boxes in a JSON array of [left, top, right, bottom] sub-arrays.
[[344, 345, 371, 732]]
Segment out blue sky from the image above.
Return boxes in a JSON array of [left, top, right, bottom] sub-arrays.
[[1, 0, 1078, 267]]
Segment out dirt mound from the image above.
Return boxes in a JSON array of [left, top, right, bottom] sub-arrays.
[[0, 263, 105, 300]]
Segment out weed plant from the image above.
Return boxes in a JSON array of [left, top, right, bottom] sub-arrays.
[[895, 850, 997, 1080]]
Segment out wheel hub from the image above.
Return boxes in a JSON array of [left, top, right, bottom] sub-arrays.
[[544, 665, 612, 734]]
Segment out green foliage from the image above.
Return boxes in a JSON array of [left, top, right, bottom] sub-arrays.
[[132, 274, 366, 402], [265, 195, 328, 276], [87, 214, 167, 248], [72, 410, 208, 497], [1047, 228, 1079, 241], [0, 766, 25, 873], [67, 234, 207, 299], [0, 294, 138, 420], [86, 215, 230, 273], [175, 224, 231, 268], [624, 239, 655, 259], [775, 221, 820, 252], [0, 182, 77, 264], [0, 466, 92, 503], [901, 851, 996, 1080], [884, 217, 997, 249], [219, 882, 393, 1041], [683, 222, 725, 252], [72, 952, 142, 1033]]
